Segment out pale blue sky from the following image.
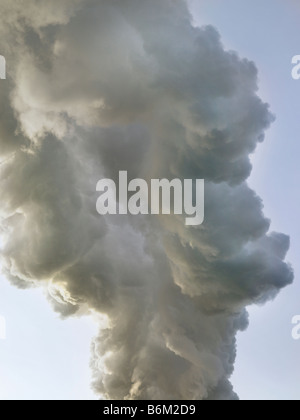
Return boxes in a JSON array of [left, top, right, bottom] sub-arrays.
[[0, 278, 97, 400], [0, 0, 299, 400], [190, 0, 300, 400]]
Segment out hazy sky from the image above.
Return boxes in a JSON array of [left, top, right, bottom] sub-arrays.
[[0, 277, 97, 400], [190, 0, 300, 400], [0, 0, 298, 400]]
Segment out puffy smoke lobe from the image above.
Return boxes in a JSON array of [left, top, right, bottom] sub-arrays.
[[0, 0, 293, 400]]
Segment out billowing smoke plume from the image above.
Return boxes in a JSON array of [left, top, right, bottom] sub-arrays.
[[0, 0, 293, 400]]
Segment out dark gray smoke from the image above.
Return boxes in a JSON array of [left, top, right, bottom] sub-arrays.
[[0, 0, 293, 400]]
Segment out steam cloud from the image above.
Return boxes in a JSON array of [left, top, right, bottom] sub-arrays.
[[0, 0, 293, 400]]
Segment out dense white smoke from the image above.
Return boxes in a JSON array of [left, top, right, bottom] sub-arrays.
[[0, 0, 293, 400]]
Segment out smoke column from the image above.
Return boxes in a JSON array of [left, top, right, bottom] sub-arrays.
[[0, 0, 293, 400]]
